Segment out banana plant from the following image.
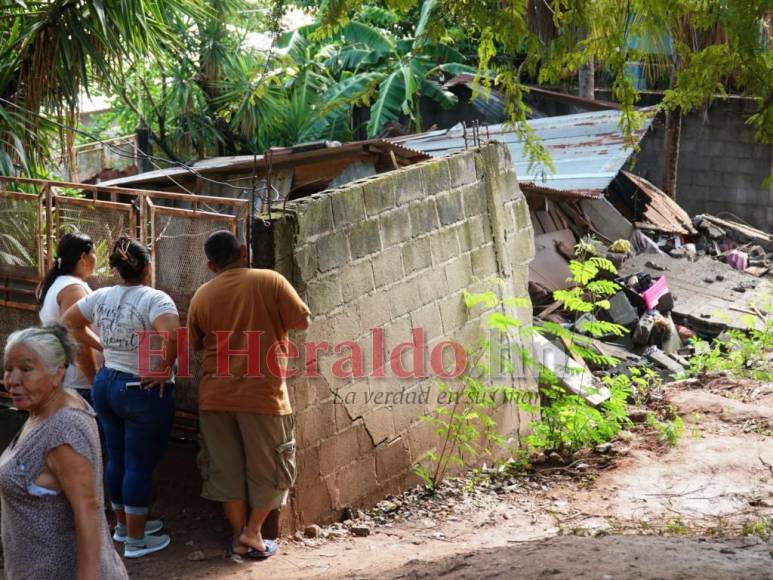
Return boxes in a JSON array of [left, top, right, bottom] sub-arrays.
[[282, 0, 475, 137]]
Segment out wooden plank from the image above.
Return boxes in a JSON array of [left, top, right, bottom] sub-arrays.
[[529, 229, 575, 290]]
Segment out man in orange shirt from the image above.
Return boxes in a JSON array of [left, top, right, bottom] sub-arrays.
[[188, 230, 310, 559]]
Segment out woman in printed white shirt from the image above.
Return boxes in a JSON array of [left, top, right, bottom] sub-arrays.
[[37, 232, 99, 401], [63, 236, 180, 559]]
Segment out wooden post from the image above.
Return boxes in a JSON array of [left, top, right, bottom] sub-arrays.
[[147, 197, 156, 288], [44, 183, 53, 271], [662, 107, 682, 199]]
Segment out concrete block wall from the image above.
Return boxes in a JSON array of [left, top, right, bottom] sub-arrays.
[[633, 98, 773, 232], [270, 142, 537, 530]]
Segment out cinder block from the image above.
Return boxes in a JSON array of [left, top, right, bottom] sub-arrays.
[[349, 219, 382, 260], [331, 186, 366, 227], [357, 290, 392, 331], [445, 254, 473, 292], [470, 244, 498, 278], [402, 237, 431, 273], [316, 231, 351, 272], [511, 198, 532, 231], [372, 246, 403, 288], [421, 158, 452, 195], [340, 260, 375, 302], [509, 228, 535, 265], [293, 244, 317, 281], [295, 445, 321, 486], [723, 141, 755, 159], [335, 455, 378, 507], [297, 401, 337, 448], [361, 409, 396, 446], [296, 475, 334, 525], [295, 196, 335, 239], [363, 177, 396, 216], [309, 310, 362, 348], [447, 151, 478, 188], [410, 302, 443, 340], [409, 199, 439, 237], [380, 207, 412, 247], [319, 423, 367, 475], [461, 183, 486, 217], [388, 279, 424, 318], [439, 292, 468, 334], [307, 275, 343, 315], [435, 189, 465, 225], [394, 167, 426, 206], [383, 315, 413, 354], [429, 227, 460, 265], [417, 267, 449, 304], [375, 437, 411, 482]]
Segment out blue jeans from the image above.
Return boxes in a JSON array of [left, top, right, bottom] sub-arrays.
[[92, 367, 175, 515]]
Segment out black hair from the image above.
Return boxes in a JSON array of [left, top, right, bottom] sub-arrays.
[[109, 236, 150, 282], [36, 232, 94, 308], [204, 230, 243, 269]]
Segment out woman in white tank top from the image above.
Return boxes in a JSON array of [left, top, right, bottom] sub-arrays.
[[37, 233, 98, 397]]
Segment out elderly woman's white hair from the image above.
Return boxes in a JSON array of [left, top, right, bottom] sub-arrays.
[[4, 324, 77, 375]]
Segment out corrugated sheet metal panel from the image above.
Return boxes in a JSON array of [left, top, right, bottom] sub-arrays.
[[392, 108, 655, 197]]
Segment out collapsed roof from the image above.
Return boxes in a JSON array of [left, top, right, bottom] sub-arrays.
[[391, 108, 655, 198]]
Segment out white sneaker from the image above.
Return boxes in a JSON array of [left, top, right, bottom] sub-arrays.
[[113, 519, 164, 542], [124, 533, 171, 558]]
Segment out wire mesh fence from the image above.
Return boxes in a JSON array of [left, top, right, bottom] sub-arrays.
[[150, 205, 237, 313], [0, 190, 43, 279], [55, 196, 135, 289], [0, 177, 250, 413]]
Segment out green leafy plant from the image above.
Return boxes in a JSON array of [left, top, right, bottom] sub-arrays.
[[646, 412, 685, 447], [687, 303, 773, 382], [742, 517, 773, 542], [414, 285, 534, 491]]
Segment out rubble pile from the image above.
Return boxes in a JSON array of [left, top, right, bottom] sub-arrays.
[[528, 203, 772, 402]]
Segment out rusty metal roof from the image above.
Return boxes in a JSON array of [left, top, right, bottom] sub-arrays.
[[99, 139, 429, 188], [391, 108, 655, 198], [620, 171, 698, 236]]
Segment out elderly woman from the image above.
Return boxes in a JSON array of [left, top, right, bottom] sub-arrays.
[[0, 325, 128, 579]]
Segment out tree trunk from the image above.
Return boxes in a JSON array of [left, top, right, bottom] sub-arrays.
[[578, 57, 595, 100], [662, 107, 682, 198]]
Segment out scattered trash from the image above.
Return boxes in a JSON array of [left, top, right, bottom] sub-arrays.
[[351, 525, 372, 537], [727, 250, 748, 271], [304, 524, 322, 538]]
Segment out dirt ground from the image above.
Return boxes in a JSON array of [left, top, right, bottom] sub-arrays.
[[118, 373, 773, 580]]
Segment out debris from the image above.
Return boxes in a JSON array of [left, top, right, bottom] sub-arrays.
[[632, 311, 656, 346], [619, 254, 772, 333], [744, 266, 769, 277], [304, 524, 322, 538], [645, 346, 685, 377], [351, 525, 372, 537], [642, 276, 669, 309], [609, 239, 632, 254], [530, 230, 576, 290], [595, 443, 613, 454], [694, 214, 773, 251], [645, 261, 668, 272], [187, 551, 206, 561], [727, 250, 748, 271], [630, 230, 667, 256], [606, 292, 638, 327], [533, 334, 610, 405], [619, 172, 697, 236]]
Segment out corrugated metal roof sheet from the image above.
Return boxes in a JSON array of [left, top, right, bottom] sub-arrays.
[[391, 108, 655, 198]]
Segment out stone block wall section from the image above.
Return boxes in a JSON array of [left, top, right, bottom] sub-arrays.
[[633, 98, 773, 232], [270, 142, 537, 531]]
